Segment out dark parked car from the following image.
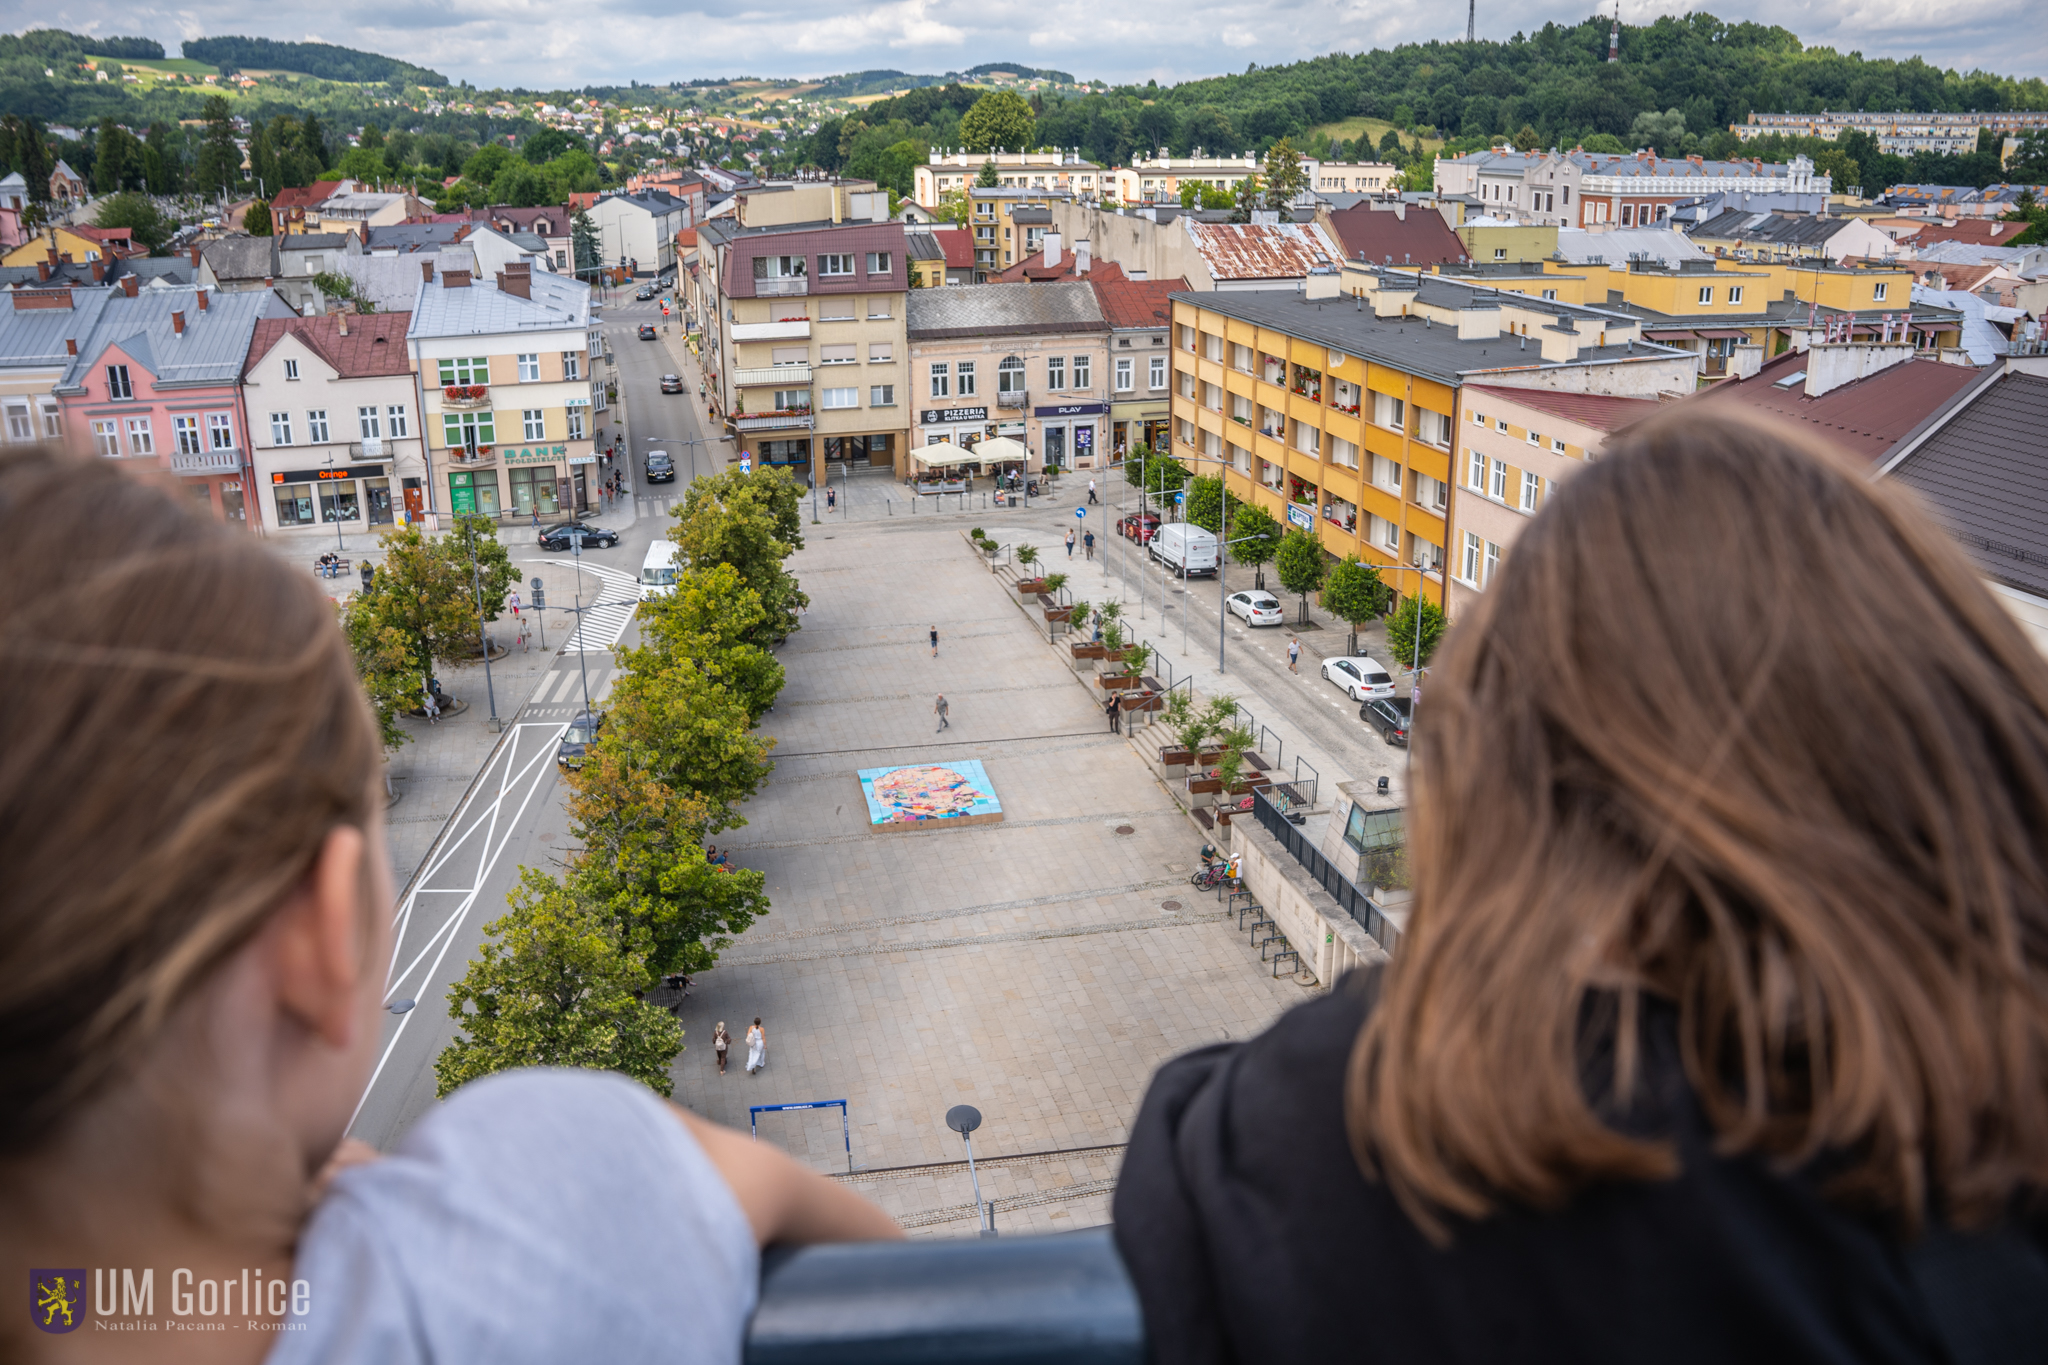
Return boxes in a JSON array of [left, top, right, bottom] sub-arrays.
[[637, 323, 658, 340], [659, 373, 685, 394], [556, 711, 604, 770], [538, 521, 619, 551], [645, 450, 676, 483], [634, 285, 658, 300], [1360, 695, 1412, 746]]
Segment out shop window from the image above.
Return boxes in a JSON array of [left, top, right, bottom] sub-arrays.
[[275, 482, 315, 526], [365, 477, 394, 526], [508, 465, 561, 516], [320, 479, 360, 523], [446, 470, 501, 516]]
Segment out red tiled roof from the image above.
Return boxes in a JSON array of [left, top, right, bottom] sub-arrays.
[[1464, 384, 1665, 433], [989, 249, 1127, 284], [1324, 206, 1470, 268], [1690, 349, 1981, 463], [1091, 277, 1189, 330], [244, 312, 414, 380], [931, 227, 974, 269], [271, 181, 347, 211], [1911, 219, 2031, 247]]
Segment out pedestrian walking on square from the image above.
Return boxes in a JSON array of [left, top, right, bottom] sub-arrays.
[[935, 693, 950, 731], [1088, 479, 1098, 505], [930, 625, 939, 657], [1084, 530, 1095, 561], [507, 589, 521, 620], [827, 486, 837, 512], [745, 1018, 766, 1075], [1106, 693, 1121, 734], [1288, 636, 1301, 673], [714, 1022, 731, 1076], [1066, 528, 1076, 558]]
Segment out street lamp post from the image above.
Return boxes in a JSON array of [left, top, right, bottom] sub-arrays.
[[1212, 530, 1270, 675], [945, 1105, 996, 1237], [460, 516, 502, 732]]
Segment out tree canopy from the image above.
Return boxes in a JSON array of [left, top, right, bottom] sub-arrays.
[[958, 89, 1036, 153]]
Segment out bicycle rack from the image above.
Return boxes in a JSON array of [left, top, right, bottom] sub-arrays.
[[1227, 890, 1256, 920], [1271, 943, 1301, 976]]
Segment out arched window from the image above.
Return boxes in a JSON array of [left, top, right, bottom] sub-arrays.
[[997, 355, 1026, 394]]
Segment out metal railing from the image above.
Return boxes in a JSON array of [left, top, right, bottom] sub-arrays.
[[755, 276, 809, 296], [1291, 755, 1319, 807], [1252, 788, 1400, 953], [746, 1228, 1142, 1365], [168, 447, 243, 475]]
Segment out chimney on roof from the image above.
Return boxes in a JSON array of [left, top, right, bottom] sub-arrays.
[[36, 260, 48, 282], [338, 311, 349, 336], [120, 275, 138, 298], [66, 338, 77, 355], [171, 310, 185, 336], [422, 260, 436, 283], [444, 270, 472, 288], [497, 269, 530, 299], [190, 244, 202, 266], [196, 287, 207, 311], [89, 258, 102, 282], [1044, 232, 1061, 268]]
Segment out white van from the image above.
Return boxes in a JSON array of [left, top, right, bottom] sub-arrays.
[[640, 541, 679, 599], [1151, 523, 1219, 577]]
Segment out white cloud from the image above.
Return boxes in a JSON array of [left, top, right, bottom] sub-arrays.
[[35, 0, 2048, 87]]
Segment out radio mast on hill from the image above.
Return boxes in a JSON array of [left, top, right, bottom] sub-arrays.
[[1466, 0, 1475, 43], [1608, 0, 1621, 61]]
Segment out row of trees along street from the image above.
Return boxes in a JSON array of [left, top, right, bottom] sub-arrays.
[[1127, 444, 1447, 667], [428, 467, 808, 1097]]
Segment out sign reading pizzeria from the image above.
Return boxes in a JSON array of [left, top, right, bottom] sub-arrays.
[[920, 407, 989, 425]]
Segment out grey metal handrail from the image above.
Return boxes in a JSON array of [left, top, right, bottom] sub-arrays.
[[1252, 788, 1399, 953], [745, 1227, 1143, 1365]]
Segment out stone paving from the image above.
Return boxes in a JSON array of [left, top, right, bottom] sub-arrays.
[[671, 515, 1306, 1228]]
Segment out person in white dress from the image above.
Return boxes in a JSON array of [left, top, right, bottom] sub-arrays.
[[746, 1017, 766, 1075]]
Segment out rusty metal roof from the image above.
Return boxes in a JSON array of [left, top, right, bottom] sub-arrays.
[[1184, 220, 1342, 282]]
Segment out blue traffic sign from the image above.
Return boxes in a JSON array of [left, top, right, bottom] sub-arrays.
[[739, 455, 753, 473], [1074, 506, 1087, 519]]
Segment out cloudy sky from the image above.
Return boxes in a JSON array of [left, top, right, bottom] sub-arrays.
[[42, 0, 2048, 89]]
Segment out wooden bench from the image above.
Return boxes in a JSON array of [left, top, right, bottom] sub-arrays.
[[1245, 753, 1271, 772], [313, 557, 354, 580], [1191, 807, 1215, 830]]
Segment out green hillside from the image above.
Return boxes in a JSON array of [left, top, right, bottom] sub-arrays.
[[180, 35, 446, 86]]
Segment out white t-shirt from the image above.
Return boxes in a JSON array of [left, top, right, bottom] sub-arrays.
[[270, 1068, 757, 1364]]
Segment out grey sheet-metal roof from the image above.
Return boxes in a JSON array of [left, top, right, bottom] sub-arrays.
[[1554, 226, 1708, 266], [201, 236, 279, 282], [1888, 372, 2048, 598], [365, 222, 473, 253], [0, 288, 115, 369], [1170, 282, 1691, 387], [281, 233, 355, 253], [1911, 285, 2022, 364], [407, 269, 591, 339], [906, 281, 1106, 339], [53, 287, 282, 392]]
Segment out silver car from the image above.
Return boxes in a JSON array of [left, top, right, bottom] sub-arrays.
[[1321, 655, 1395, 701]]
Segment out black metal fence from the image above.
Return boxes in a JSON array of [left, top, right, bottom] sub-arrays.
[[1252, 789, 1402, 954]]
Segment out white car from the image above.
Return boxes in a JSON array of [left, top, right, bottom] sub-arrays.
[[1321, 655, 1395, 701], [1227, 590, 1284, 626]]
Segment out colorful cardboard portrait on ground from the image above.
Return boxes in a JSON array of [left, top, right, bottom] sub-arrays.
[[856, 760, 1003, 828]]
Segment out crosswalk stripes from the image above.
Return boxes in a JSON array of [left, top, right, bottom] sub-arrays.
[[568, 597, 638, 653]]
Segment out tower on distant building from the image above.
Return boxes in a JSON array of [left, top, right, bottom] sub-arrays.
[[1608, 1, 1620, 61], [1466, 0, 1475, 44]]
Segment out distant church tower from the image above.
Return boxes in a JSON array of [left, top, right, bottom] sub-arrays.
[[1608, 1, 1620, 61]]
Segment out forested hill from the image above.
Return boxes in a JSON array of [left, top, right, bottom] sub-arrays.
[[820, 12, 2046, 166], [180, 36, 447, 86]]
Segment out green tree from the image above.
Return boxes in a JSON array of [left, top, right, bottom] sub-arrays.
[[571, 208, 601, 277], [1378, 129, 1406, 161], [637, 563, 785, 723], [94, 117, 132, 194], [671, 465, 808, 644], [193, 98, 241, 196], [94, 192, 170, 253], [245, 197, 272, 236], [1274, 527, 1326, 624], [348, 516, 515, 702], [1228, 503, 1280, 590], [1627, 108, 1685, 154], [435, 868, 683, 1100], [359, 121, 386, 151], [463, 142, 515, 185], [1262, 137, 1306, 210], [1581, 132, 1627, 154], [564, 750, 770, 977], [143, 122, 177, 195], [1320, 558, 1388, 655], [340, 594, 418, 748], [1815, 147, 1861, 195], [974, 158, 999, 188], [298, 114, 330, 173], [1385, 590, 1448, 670], [335, 145, 388, 182], [1184, 475, 1234, 534], [309, 270, 373, 313], [490, 163, 552, 208], [1229, 174, 1261, 223], [935, 187, 972, 225], [603, 652, 775, 834], [959, 89, 1036, 154]]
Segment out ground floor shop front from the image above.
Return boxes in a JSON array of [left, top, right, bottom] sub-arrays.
[[734, 430, 900, 487], [251, 440, 431, 539], [432, 440, 599, 523], [1110, 401, 1169, 461]]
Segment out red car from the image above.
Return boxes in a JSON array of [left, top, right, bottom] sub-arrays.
[[1120, 512, 1162, 544]]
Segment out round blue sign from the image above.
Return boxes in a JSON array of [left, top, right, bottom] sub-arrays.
[[1074, 506, 1087, 519]]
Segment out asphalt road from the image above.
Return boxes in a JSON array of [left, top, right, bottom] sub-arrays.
[[349, 290, 715, 1150]]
